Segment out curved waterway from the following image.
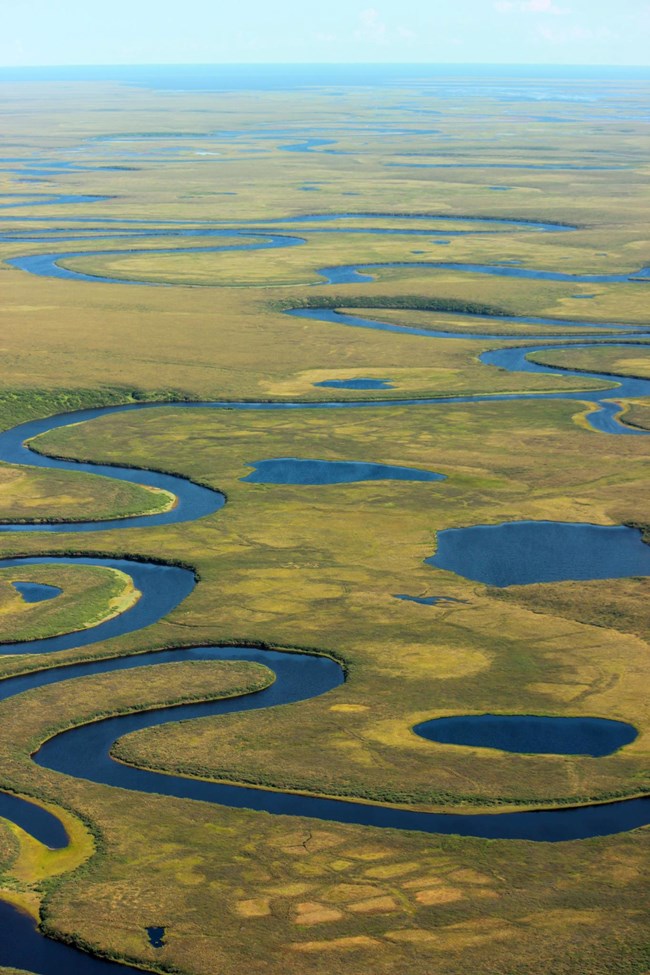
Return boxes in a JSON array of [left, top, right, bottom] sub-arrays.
[[1, 205, 650, 970], [0, 557, 196, 654], [0, 899, 147, 975], [2, 637, 649, 851]]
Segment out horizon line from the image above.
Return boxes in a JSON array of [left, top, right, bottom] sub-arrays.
[[2, 60, 649, 70]]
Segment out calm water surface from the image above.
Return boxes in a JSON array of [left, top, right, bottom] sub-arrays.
[[414, 714, 638, 756], [11, 581, 62, 602]]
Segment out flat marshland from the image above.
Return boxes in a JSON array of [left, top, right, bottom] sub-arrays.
[[0, 73, 648, 975]]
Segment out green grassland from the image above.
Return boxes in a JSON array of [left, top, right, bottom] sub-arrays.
[[624, 401, 650, 430], [0, 564, 139, 644], [530, 344, 650, 379], [0, 76, 648, 974], [0, 461, 174, 525], [11, 398, 645, 809], [0, 665, 648, 975]]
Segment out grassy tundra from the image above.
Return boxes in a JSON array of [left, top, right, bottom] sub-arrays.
[[0, 74, 648, 974]]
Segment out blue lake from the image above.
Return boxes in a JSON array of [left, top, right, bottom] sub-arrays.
[[413, 714, 638, 756], [427, 521, 650, 587], [12, 581, 62, 603], [241, 458, 446, 485]]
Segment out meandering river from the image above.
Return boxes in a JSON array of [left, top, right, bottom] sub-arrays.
[[1, 202, 649, 972]]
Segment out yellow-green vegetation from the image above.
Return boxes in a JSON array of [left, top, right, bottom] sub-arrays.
[[37, 791, 650, 975], [0, 75, 648, 974], [0, 666, 649, 975], [0, 462, 174, 526], [0, 663, 273, 939], [0, 819, 16, 874], [0, 564, 140, 644], [335, 303, 636, 337], [622, 401, 650, 431], [6, 399, 650, 808], [529, 343, 650, 379], [488, 573, 650, 643], [0, 801, 93, 919]]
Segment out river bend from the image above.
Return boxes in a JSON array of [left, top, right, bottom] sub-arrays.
[[0, 201, 649, 972]]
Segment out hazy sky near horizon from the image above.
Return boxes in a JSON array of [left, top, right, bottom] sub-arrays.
[[1, 0, 648, 68]]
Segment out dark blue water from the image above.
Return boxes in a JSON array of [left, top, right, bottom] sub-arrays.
[[0, 572, 645, 845], [0, 792, 68, 848], [0, 643, 340, 849], [0, 557, 195, 654], [394, 594, 467, 606], [0, 332, 644, 545], [413, 714, 638, 756], [146, 927, 165, 949], [4, 213, 583, 291], [12, 581, 62, 603], [428, 522, 650, 587], [314, 378, 394, 390], [0, 200, 647, 971], [0, 409, 225, 533], [23, 641, 647, 843], [0, 628, 644, 853], [241, 458, 446, 485], [0, 336, 643, 544], [0, 899, 147, 975], [0, 146, 649, 968], [479, 341, 650, 435]]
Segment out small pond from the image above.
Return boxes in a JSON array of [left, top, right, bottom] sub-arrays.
[[146, 926, 166, 949], [394, 594, 467, 606], [413, 714, 638, 756], [12, 581, 62, 603], [242, 458, 446, 485], [313, 377, 394, 390]]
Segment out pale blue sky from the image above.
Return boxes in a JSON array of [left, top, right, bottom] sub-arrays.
[[1, 0, 648, 67]]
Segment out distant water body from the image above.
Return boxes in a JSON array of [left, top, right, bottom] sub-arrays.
[[1, 64, 649, 91]]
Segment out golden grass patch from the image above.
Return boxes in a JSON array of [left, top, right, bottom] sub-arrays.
[[234, 897, 272, 918], [293, 901, 344, 926], [348, 894, 400, 914], [291, 935, 380, 952], [414, 887, 465, 906]]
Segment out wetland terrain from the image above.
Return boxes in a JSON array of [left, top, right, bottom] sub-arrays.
[[0, 64, 648, 975]]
